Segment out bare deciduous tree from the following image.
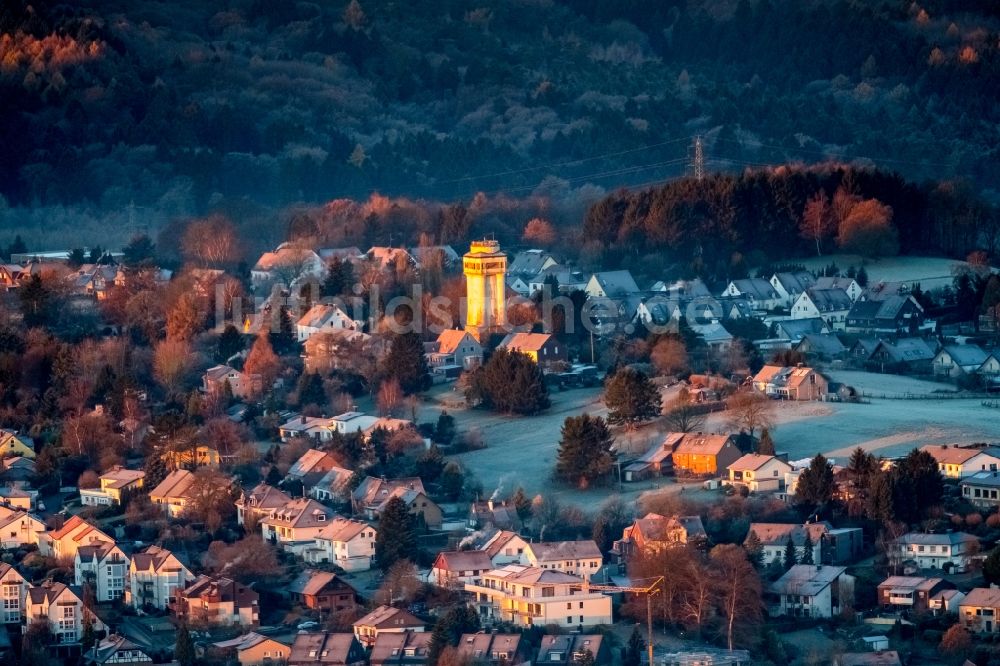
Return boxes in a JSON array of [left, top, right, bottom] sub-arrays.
[[799, 191, 837, 256], [651, 337, 688, 376], [725, 392, 775, 438], [663, 389, 707, 433], [181, 214, 241, 267], [709, 544, 762, 651]]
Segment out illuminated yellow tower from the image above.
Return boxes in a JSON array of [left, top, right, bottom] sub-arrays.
[[464, 239, 507, 342]]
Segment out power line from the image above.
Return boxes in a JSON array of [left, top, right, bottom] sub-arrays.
[[454, 156, 692, 200], [712, 137, 960, 169], [433, 135, 695, 186]]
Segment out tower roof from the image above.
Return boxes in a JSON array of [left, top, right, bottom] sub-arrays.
[[465, 239, 505, 257]]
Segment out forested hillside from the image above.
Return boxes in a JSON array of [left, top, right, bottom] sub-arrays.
[[1, 0, 999, 248]]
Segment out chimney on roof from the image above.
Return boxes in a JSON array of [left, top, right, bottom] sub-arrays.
[[487, 499, 494, 511]]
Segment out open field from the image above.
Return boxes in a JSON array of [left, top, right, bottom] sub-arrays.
[[796, 254, 990, 290], [417, 384, 668, 505], [422, 369, 1000, 510]]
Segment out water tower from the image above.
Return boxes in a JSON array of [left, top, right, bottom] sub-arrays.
[[463, 239, 506, 342]]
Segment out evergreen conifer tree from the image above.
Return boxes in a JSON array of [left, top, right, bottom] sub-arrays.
[[375, 496, 418, 570]]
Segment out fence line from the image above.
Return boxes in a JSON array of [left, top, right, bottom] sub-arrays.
[[860, 390, 996, 401]]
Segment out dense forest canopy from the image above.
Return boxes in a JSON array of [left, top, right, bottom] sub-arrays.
[[1, 0, 999, 248]]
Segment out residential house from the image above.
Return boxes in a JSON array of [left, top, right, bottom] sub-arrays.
[[203, 364, 261, 400], [430, 551, 495, 589], [529, 267, 589, 296], [409, 245, 460, 269], [304, 329, 372, 374], [497, 332, 567, 368], [814, 276, 863, 301], [877, 576, 954, 614], [370, 631, 433, 666], [774, 318, 831, 344], [126, 545, 195, 611], [79, 467, 144, 506], [933, 344, 989, 378], [0, 510, 45, 548], [0, 564, 28, 624], [319, 247, 365, 264], [279, 413, 384, 443], [689, 321, 733, 351], [523, 541, 603, 580], [312, 467, 355, 503], [719, 297, 755, 321], [456, 633, 527, 666], [746, 522, 832, 565], [75, 542, 129, 602], [162, 443, 222, 470], [791, 288, 853, 330], [297, 304, 358, 343], [650, 277, 713, 298], [720, 278, 782, 312], [252, 243, 325, 286], [845, 295, 927, 335], [84, 634, 154, 666], [863, 338, 936, 373], [303, 517, 376, 571], [366, 247, 417, 271], [752, 365, 828, 400], [211, 632, 291, 666], [70, 264, 119, 300], [930, 589, 966, 615], [771, 271, 817, 308], [0, 264, 25, 290], [920, 444, 1000, 479], [149, 469, 197, 518], [24, 581, 106, 644], [480, 531, 531, 567], [288, 632, 367, 666], [585, 270, 640, 299], [172, 575, 259, 627], [38, 515, 115, 561], [465, 565, 612, 628], [0, 456, 35, 490], [979, 353, 1000, 382], [794, 334, 847, 361], [961, 587, 1000, 633], [588, 293, 643, 337], [767, 565, 854, 618], [508, 249, 559, 279], [612, 514, 706, 561], [894, 532, 979, 572], [286, 449, 348, 489], [961, 471, 1000, 508], [0, 430, 34, 459], [427, 329, 483, 371], [534, 635, 610, 666], [261, 498, 336, 549], [468, 500, 522, 531], [288, 570, 358, 614], [622, 432, 685, 481], [236, 483, 293, 526], [353, 605, 425, 648], [352, 477, 442, 528], [671, 433, 741, 476], [0, 486, 34, 510], [727, 454, 793, 493]]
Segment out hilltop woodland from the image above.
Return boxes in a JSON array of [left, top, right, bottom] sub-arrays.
[[1, 0, 1000, 248]]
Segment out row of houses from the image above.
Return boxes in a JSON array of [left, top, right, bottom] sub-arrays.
[[201, 628, 608, 666]]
